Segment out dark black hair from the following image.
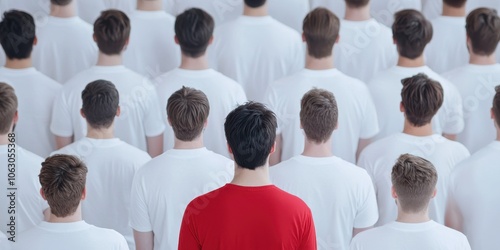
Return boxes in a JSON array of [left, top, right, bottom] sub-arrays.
[[0, 10, 36, 60]]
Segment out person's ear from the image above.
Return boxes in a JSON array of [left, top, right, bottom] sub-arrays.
[[431, 188, 437, 199], [335, 35, 340, 44], [116, 106, 121, 117], [302, 33, 306, 42], [80, 109, 86, 119], [393, 37, 397, 45], [40, 188, 47, 201], [400, 102, 405, 113], [204, 119, 208, 128], [491, 108, 495, 120], [81, 187, 87, 200], [270, 141, 276, 154], [391, 186, 398, 199], [174, 35, 179, 45], [167, 117, 172, 127], [13, 111, 18, 124], [33, 36, 38, 46], [123, 38, 130, 51], [93, 33, 97, 42], [208, 36, 214, 45]]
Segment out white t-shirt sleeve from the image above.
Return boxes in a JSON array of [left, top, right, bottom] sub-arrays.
[[143, 83, 166, 137], [353, 171, 379, 228], [442, 83, 464, 135], [117, 232, 130, 250], [359, 88, 380, 139], [129, 172, 153, 232], [50, 91, 73, 137]]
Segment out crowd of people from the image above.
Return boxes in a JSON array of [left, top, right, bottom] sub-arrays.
[[0, 0, 499, 249]]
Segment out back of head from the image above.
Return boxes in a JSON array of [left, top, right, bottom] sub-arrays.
[[39, 154, 88, 217], [81, 80, 119, 130], [303, 7, 339, 59], [224, 102, 277, 170], [167, 86, 210, 141], [391, 154, 438, 213], [493, 85, 500, 128], [466, 8, 500, 56], [401, 73, 444, 127], [174, 8, 214, 58], [94, 10, 130, 55], [0, 82, 17, 134], [300, 88, 338, 143], [392, 9, 433, 59], [0, 10, 35, 60], [443, 0, 467, 8], [345, 0, 370, 8], [50, 0, 73, 6], [244, 0, 266, 8]]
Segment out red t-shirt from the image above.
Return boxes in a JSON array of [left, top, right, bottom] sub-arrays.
[[178, 184, 317, 250]]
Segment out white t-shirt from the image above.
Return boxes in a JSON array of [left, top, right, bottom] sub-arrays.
[[447, 141, 500, 250], [0, 67, 61, 157], [443, 64, 500, 153], [425, 16, 468, 74], [358, 133, 470, 226], [368, 65, 464, 141], [0, 145, 47, 236], [77, 0, 135, 24], [165, 0, 242, 25], [130, 148, 233, 250], [423, 0, 500, 21], [270, 155, 378, 250], [33, 16, 97, 83], [265, 68, 379, 163], [0, 0, 50, 19], [371, 0, 422, 27], [0, 231, 10, 250], [50, 65, 165, 152], [124, 10, 180, 78], [309, 0, 346, 19], [51, 137, 151, 250], [335, 18, 397, 83], [154, 68, 247, 157], [212, 15, 304, 102], [267, 0, 310, 33], [350, 220, 471, 250], [0, 51, 5, 67], [16, 221, 129, 250]]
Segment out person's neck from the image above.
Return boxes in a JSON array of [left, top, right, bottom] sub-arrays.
[[305, 54, 334, 70], [231, 164, 272, 187], [402, 120, 434, 137], [50, 2, 77, 18], [396, 207, 430, 223], [442, 4, 466, 17], [5, 58, 32, 69], [0, 133, 9, 145], [469, 52, 497, 65], [86, 125, 114, 140], [397, 55, 425, 67], [97, 52, 122, 66], [344, 5, 371, 21], [243, 4, 268, 16], [179, 53, 210, 70], [48, 205, 82, 223], [137, 0, 163, 11], [302, 138, 333, 157], [173, 136, 204, 149]]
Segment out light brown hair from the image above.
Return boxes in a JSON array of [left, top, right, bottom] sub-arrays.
[[392, 10, 433, 59], [300, 88, 338, 143], [303, 7, 340, 59], [94, 10, 130, 55], [401, 73, 443, 127], [0, 82, 17, 134], [466, 8, 500, 56], [167, 86, 210, 141], [392, 154, 438, 213], [39, 155, 88, 217]]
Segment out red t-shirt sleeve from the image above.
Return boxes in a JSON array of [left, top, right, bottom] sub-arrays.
[[299, 208, 317, 250], [178, 203, 202, 250]]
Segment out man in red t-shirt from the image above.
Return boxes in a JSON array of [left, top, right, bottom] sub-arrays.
[[178, 102, 317, 250]]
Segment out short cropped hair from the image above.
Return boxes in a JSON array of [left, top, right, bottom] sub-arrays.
[[444, 0, 466, 8], [244, 0, 266, 8], [50, 0, 72, 6], [39, 155, 88, 217], [493, 85, 500, 127], [224, 102, 277, 170], [175, 8, 214, 58], [94, 10, 130, 55], [0, 82, 17, 134], [392, 10, 433, 59], [392, 154, 438, 213], [345, 0, 370, 8], [401, 73, 444, 127], [303, 8, 340, 59], [0, 10, 36, 60], [300, 88, 338, 143], [167, 86, 210, 141], [81, 80, 119, 130], [466, 8, 500, 56]]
